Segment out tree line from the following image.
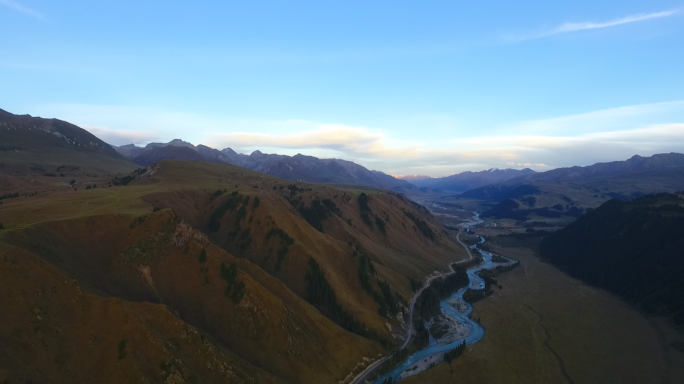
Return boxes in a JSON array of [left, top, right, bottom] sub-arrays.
[[414, 267, 469, 319], [306, 257, 390, 347]]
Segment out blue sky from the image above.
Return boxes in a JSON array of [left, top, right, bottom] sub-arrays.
[[1, 0, 683, 176]]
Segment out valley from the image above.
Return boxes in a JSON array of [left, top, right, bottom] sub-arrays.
[[395, 197, 684, 384], [3, 2, 684, 382], [2, 109, 683, 384]]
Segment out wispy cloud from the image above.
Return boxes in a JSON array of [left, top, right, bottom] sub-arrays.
[[509, 10, 677, 41], [81, 125, 160, 146], [508, 162, 548, 167], [549, 11, 677, 35], [206, 121, 684, 176], [0, 0, 46, 20]]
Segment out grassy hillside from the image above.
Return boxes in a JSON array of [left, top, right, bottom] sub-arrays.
[[540, 193, 684, 326], [0, 159, 467, 383]]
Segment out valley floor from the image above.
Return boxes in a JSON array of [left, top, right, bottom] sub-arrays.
[[402, 238, 684, 384]]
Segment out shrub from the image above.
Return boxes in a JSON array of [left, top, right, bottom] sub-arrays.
[[295, 198, 330, 232], [375, 217, 386, 234], [208, 193, 241, 232], [307, 257, 390, 346], [358, 193, 371, 212], [111, 175, 135, 186], [198, 248, 207, 264], [321, 198, 341, 215], [403, 211, 435, 240], [234, 205, 247, 225], [117, 340, 127, 359], [0, 192, 19, 201], [220, 262, 244, 303], [130, 214, 146, 228]]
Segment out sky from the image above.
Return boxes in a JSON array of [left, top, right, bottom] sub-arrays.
[[1, 0, 683, 177]]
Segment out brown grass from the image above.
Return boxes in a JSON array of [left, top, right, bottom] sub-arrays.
[[0, 160, 469, 383], [402, 243, 684, 384]]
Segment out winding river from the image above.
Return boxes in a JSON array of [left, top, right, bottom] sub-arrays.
[[369, 209, 518, 383]]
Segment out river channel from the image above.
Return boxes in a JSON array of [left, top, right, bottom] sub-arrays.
[[372, 207, 518, 383]]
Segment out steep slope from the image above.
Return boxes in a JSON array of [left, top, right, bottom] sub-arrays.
[[0, 108, 136, 176], [1, 209, 381, 383], [540, 193, 684, 325], [0, 238, 285, 384], [137, 161, 466, 335]]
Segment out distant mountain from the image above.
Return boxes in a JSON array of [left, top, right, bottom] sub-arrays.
[[396, 175, 432, 182], [515, 153, 684, 184], [115, 140, 416, 190], [461, 153, 684, 223], [132, 145, 207, 166], [0, 108, 136, 176], [463, 153, 684, 201], [406, 168, 536, 192], [370, 170, 424, 193]]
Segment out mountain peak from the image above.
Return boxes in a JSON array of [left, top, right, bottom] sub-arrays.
[[169, 138, 193, 146]]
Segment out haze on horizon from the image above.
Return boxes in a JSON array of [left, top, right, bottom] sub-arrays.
[[1, 0, 683, 177]]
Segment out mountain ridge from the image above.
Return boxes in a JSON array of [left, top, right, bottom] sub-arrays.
[[404, 168, 536, 192], [0, 108, 136, 176], [114, 140, 420, 191], [462, 153, 684, 200]]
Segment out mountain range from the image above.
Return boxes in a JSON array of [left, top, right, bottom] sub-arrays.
[[399, 168, 536, 192], [115, 140, 421, 192], [463, 153, 684, 201]]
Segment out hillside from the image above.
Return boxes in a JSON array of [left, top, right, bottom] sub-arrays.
[[114, 140, 415, 191], [0, 159, 467, 383], [0, 109, 136, 177], [539, 193, 684, 325]]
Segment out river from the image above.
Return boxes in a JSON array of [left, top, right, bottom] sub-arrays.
[[370, 207, 518, 383]]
